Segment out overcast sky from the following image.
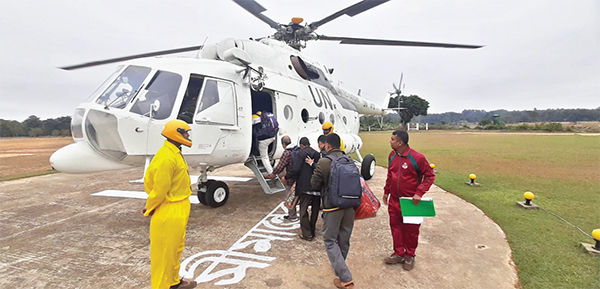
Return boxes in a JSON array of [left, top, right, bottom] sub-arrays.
[[1, 0, 598, 121]]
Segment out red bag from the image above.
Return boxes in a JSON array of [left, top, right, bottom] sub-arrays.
[[354, 177, 381, 220]]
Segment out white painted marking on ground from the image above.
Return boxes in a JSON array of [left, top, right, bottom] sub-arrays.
[[180, 202, 299, 286], [92, 190, 199, 204]]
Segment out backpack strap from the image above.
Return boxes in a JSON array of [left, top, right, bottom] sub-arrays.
[[406, 153, 421, 183]]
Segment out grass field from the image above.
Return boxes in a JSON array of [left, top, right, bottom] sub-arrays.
[[360, 131, 600, 289], [0, 137, 72, 181]]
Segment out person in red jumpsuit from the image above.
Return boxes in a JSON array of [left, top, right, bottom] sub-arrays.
[[383, 130, 435, 271]]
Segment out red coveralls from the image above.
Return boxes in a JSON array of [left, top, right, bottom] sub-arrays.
[[384, 146, 435, 257]]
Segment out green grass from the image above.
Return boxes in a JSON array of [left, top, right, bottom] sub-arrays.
[[0, 170, 58, 182], [360, 131, 600, 289]]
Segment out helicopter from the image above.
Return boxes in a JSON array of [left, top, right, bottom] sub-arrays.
[[50, 0, 482, 208]]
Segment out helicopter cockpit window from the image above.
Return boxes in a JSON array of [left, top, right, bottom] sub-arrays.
[[130, 70, 182, 120], [95, 65, 151, 109], [197, 80, 219, 113], [195, 79, 236, 126]]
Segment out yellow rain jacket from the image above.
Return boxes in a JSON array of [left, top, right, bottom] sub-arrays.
[[144, 140, 192, 289]]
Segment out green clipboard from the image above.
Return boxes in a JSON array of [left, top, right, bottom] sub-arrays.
[[400, 197, 436, 217]]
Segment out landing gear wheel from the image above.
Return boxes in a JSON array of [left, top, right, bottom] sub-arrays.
[[205, 181, 229, 208], [361, 154, 376, 180], [197, 180, 216, 206]]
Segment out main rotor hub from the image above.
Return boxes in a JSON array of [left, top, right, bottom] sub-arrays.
[[271, 20, 317, 50]]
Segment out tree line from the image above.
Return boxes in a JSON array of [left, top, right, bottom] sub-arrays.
[[0, 115, 71, 137], [416, 108, 600, 124], [361, 94, 598, 131], [2, 106, 598, 137]]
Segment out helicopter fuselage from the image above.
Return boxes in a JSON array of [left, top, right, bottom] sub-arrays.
[[50, 38, 386, 174]]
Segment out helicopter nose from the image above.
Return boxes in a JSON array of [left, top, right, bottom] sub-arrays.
[[50, 142, 131, 174]]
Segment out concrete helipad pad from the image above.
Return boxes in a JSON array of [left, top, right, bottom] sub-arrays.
[[0, 165, 518, 288]]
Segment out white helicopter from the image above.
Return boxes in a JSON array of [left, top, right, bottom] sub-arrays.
[[50, 0, 481, 208]]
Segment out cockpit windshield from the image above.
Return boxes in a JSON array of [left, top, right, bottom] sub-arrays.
[[95, 66, 151, 108], [130, 70, 182, 120]]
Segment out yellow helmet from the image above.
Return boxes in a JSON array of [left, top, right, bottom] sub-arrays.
[[252, 114, 261, 124], [322, 121, 333, 134], [162, 119, 192, 147]]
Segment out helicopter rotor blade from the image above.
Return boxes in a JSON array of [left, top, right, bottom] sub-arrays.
[[59, 45, 204, 70], [309, 0, 390, 30], [232, 0, 280, 30], [317, 35, 483, 49]]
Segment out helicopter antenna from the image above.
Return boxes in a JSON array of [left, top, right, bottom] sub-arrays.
[[196, 37, 210, 58]]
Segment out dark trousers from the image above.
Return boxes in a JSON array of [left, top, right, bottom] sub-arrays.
[[323, 207, 355, 283], [388, 197, 421, 257], [299, 194, 320, 237]]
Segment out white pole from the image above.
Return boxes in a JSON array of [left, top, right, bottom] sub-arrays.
[[426, 123, 429, 130]]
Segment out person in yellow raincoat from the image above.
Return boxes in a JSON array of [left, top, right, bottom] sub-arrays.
[[322, 122, 345, 152], [142, 119, 197, 289]]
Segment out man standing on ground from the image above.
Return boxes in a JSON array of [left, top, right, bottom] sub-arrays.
[[265, 135, 298, 221], [143, 119, 197, 289], [288, 137, 321, 240], [311, 134, 356, 289], [306, 135, 327, 169], [383, 130, 435, 271]]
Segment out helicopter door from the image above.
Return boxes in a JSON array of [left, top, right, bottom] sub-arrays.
[[273, 91, 298, 152], [192, 78, 240, 155]]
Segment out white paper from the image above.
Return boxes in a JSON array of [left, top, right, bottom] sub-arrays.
[[400, 197, 431, 224], [403, 217, 424, 224]]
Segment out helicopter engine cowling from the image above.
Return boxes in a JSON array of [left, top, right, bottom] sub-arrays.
[[337, 133, 363, 154], [50, 142, 132, 173]]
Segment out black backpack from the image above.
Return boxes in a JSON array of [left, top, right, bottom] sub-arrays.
[[326, 154, 362, 208], [289, 146, 301, 164]]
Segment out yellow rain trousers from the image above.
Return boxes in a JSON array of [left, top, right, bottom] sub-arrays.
[[144, 141, 192, 289], [150, 200, 190, 288]]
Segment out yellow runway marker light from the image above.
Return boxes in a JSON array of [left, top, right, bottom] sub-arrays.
[[593, 229, 600, 250], [524, 191, 534, 206]]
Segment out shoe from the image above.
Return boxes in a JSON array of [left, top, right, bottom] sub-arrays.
[[299, 233, 314, 241], [333, 277, 355, 288], [384, 254, 405, 264], [403, 256, 415, 271], [283, 215, 298, 221], [170, 278, 197, 289]]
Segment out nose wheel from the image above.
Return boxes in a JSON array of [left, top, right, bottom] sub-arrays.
[[198, 180, 229, 207]]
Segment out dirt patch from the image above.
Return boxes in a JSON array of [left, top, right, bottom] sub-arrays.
[[0, 137, 73, 178]]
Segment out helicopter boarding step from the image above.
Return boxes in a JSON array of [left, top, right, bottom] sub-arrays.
[[244, 155, 286, 195]]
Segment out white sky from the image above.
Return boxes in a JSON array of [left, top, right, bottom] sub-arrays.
[[0, 0, 598, 121]]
